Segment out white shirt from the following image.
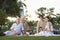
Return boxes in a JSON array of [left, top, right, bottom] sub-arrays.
[[45, 22, 53, 31], [10, 23, 24, 35]]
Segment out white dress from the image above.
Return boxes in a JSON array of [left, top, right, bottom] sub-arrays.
[[35, 23, 54, 36]]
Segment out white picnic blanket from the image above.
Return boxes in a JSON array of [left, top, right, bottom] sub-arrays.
[[29, 34, 60, 36]]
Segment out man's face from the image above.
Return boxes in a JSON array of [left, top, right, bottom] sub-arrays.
[[16, 18, 20, 23]]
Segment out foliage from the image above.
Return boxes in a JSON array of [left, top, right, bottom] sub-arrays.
[[0, 0, 26, 25], [0, 0, 20, 16], [0, 12, 7, 25], [36, 7, 60, 29], [37, 7, 46, 16], [36, 7, 55, 17]]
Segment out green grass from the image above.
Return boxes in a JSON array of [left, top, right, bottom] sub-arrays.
[[0, 36, 60, 40]]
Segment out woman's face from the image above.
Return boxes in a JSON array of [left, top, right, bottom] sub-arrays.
[[45, 18, 49, 22], [39, 17, 43, 20], [20, 17, 25, 23]]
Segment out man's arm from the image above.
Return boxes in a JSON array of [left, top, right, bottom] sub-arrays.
[[10, 23, 18, 35]]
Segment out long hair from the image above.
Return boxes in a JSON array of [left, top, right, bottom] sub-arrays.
[[45, 16, 50, 21]]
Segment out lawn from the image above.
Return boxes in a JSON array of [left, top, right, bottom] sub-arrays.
[[0, 36, 60, 40]]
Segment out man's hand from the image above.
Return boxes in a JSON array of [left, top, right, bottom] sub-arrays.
[[10, 30, 18, 36]]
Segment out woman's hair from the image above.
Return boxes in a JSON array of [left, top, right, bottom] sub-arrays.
[[39, 15, 43, 18], [46, 16, 50, 21]]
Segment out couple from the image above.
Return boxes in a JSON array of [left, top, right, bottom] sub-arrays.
[[35, 15, 54, 36], [4, 16, 30, 36]]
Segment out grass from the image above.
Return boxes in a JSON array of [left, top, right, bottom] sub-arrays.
[[0, 36, 60, 40]]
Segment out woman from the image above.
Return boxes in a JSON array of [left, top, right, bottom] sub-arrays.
[[43, 16, 54, 36], [37, 15, 45, 33], [35, 16, 54, 36]]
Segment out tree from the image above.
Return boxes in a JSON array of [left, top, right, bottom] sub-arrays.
[[36, 7, 46, 16], [0, 0, 19, 25], [47, 8, 55, 16], [36, 7, 55, 17], [0, 0, 26, 25], [36, 7, 60, 29], [0, 12, 7, 25], [2, 0, 20, 16]]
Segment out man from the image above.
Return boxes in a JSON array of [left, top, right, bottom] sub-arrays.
[[37, 15, 45, 33], [4, 17, 24, 36]]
